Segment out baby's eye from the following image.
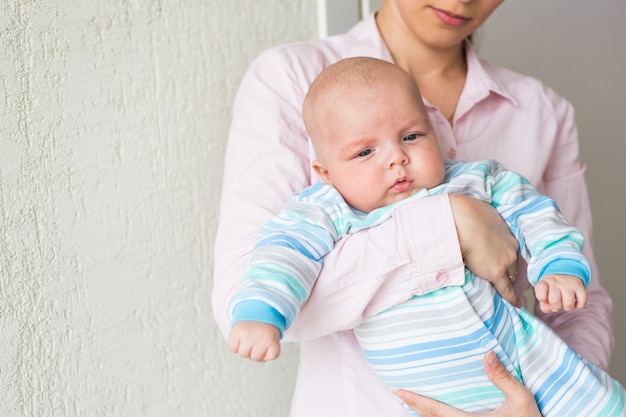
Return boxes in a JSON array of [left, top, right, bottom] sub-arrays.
[[357, 149, 372, 158], [403, 133, 420, 142]]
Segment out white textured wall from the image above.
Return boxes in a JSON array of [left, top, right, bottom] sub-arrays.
[[1, 1, 315, 416]]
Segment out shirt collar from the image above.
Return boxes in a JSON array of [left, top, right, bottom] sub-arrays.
[[359, 14, 517, 109], [347, 13, 394, 63], [464, 41, 517, 106]]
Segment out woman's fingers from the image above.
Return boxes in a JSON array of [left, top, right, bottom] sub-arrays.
[[449, 195, 520, 307], [482, 351, 541, 417], [395, 352, 541, 417], [489, 275, 520, 308], [395, 389, 471, 417]]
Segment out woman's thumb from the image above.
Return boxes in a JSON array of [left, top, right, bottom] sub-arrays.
[[484, 351, 514, 389]]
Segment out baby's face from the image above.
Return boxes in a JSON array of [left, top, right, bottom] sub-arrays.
[[312, 78, 445, 213]]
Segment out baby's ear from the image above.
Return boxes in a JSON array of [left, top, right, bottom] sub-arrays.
[[311, 160, 331, 184]]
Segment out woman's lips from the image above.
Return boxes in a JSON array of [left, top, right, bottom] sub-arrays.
[[430, 7, 470, 27]]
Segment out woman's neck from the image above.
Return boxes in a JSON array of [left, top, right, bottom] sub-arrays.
[[375, 9, 467, 80], [375, 9, 468, 123]]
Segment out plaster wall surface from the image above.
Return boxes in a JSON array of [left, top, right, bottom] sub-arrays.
[[1, 1, 315, 416]]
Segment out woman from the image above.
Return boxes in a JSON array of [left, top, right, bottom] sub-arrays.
[[213, 1, 614, 415]]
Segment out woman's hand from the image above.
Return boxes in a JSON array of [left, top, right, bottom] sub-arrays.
[[395, 351, 541, 417], [449, 194, 520, 307]]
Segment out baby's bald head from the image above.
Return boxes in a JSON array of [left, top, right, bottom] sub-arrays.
[[302, 57, 423, 160]]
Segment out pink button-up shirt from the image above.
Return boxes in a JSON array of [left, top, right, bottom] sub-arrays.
[[213, 14, 614, 417]]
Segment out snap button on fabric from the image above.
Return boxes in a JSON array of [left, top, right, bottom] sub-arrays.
[[436, 271, 449, 283]]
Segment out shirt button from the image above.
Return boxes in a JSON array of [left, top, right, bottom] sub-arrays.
[[446, 148, 457, 160], [436, 271, 449, 283], [480, 339, 492, 349]]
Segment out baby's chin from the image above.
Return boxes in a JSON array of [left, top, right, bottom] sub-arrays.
[[395, 187, 422, 200], [353, 188, 423, 213], [375, 189, 422, 210]]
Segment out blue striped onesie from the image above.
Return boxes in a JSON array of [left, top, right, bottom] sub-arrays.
[[230, 160, 625, 416]]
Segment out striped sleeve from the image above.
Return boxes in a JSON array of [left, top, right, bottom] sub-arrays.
[[229, 183, 392, 334], [441, 160, 590, 287], [489, 165, 591, 287]]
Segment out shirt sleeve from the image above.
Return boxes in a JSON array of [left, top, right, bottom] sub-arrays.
[[283, 194, 465, 342], [212, 47, 314, 337], [229, 185, 355, 334], [532, 88, 614, 370]]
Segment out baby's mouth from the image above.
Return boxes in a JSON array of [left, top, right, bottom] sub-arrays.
[[392, 177, 414, 192]]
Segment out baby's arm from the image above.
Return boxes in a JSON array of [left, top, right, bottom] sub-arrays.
[[471, 161, 592, 302], [535, 274, 587, 313], [227, 184, 352, 356], [228, 321, 281, 362]]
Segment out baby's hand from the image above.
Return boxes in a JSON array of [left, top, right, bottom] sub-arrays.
[[228, 321, 281, 362], [534, 274, 587, 313]]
